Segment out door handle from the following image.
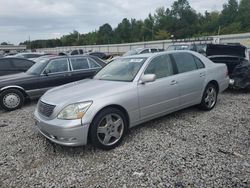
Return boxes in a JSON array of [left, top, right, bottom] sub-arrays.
[[170, 80, 178, 85], [200, 73, 205, 77]]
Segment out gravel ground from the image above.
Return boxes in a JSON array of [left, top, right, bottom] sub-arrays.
[[0, 90, 249, 188]]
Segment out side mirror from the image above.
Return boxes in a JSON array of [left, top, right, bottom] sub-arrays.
[[43, 69, 51, 76], [140, 74, 156, 84]]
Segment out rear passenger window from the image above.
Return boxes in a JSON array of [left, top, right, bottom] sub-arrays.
[[0, 59, 12, 69], [145, 54, 173, 79], [70, 58, 89, 70], [88, 58, 101, 68], [12, 59, 34, 68], [173, 53, 197, 73], [193, 56, 205, 69]]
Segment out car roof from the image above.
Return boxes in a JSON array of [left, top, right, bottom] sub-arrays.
[[121, 50, 194, 59]]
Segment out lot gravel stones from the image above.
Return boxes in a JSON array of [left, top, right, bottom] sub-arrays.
[[0, 90, 249, 187]]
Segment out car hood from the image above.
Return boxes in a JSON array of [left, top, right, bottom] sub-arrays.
[[41, 79, 132, 105], [206, 44, 246, 58], [0, 72, 33, 83]]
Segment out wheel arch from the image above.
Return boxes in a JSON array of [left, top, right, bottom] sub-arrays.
[[87, 104, 130, 143], [0, 86, 28, 98], [207, 80, 219, 93]]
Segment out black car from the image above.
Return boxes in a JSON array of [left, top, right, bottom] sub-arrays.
[[0, 57, 35, 76], [0, 55, 106, 111], [206, 44, 250, 90]]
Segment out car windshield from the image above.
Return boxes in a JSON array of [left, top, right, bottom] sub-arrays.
[[94, 57, 147, 82], [123, 49, 142, 56], [26, 58, 48, 75]]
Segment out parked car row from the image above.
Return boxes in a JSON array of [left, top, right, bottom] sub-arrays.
[[0, 48, 235, 150]]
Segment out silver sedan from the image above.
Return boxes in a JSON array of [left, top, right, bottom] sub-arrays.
[[34, 51, 229, 150]]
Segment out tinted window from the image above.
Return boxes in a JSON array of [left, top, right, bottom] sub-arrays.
[[151, 49, 158, 53], [193, 56, 205, 69], [71, 50, 79, 55], [79, 49, 84, 54], [70, 58, 89, 70], [91, 52, 105, 59], [46, 59, 69, 73], [26, 54, 42, 58], [89, 58, 101, 68], [140, 49, 150, 54], [173, 53, 197, 73], [145, 54, 173, 79], [12, 59, 34, 68], [0, 59, 12, 69]]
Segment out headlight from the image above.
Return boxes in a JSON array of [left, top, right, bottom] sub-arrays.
[[57, 101, 92, 120]]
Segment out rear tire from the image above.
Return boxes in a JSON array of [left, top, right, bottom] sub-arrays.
[[90, 108, 128, 150], [0, 89, 25, 111], [200, 83, 218, 111]]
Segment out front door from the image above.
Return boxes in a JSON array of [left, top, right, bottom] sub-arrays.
[[38, 58, 71, 93], [138, 54, 180, 120]]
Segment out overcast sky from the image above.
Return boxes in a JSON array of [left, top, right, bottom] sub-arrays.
[[0, 0, 228, 44]]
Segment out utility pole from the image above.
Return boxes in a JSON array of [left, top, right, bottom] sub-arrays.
[[28, 35, 31, 50]]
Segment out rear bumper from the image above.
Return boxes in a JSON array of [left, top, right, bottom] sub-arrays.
[[34, 110, 90, 146], [219, 77, 230, 92]]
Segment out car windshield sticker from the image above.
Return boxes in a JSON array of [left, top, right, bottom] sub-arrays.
[[130, 59, 144, 63]]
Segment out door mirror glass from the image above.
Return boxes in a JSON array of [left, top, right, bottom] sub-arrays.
[[43, 69, 51, 75], [140, 74, 156, 84]]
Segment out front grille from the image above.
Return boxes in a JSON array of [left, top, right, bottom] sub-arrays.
[[38, 101, 56, 117]]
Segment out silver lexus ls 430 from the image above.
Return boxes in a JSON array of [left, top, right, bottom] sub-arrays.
[[34, 51, 229, 150]]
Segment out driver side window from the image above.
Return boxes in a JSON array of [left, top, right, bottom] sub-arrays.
[[144, 54, 174, 79], [45, 59, 69, 74]]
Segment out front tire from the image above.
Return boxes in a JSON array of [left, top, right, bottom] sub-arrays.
[[200, 83, 218, 111], [90, 108, 128, 150], [0, 89, 25, 111]]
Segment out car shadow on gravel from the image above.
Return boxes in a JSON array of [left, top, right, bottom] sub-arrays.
[[39, 105, 204, 155], [0, 100, 38, 114]]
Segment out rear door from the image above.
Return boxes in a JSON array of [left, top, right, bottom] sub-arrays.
[[69, 57, 102, 82], [171, 52, 206, 107], [138, 54, 180, 120]]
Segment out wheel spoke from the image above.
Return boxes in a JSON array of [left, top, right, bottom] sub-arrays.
[[103, 134, 111, 145], [205, 96, 210, 103], [111, 130, 120, 139], [97, 127, 108, 134], [208, 99, 213, 107], [113, 118, 122, 129], [106, 115, 113, 125]]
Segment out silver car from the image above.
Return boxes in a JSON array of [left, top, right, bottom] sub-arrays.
[[34, 51, 229, 150]]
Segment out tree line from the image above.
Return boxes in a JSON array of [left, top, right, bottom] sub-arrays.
[[20, 0, 250, 49]]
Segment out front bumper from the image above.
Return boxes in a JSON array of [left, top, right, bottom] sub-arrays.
[[34, 110, 90, 146]]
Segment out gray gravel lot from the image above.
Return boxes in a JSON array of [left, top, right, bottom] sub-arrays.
[[0, 90, 249, 187]]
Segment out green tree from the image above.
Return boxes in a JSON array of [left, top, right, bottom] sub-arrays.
[[220, 0, 239, 27], [238, 0, 250, 31], [97, 23, 113, 44], [1, 42, 8, 45]]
